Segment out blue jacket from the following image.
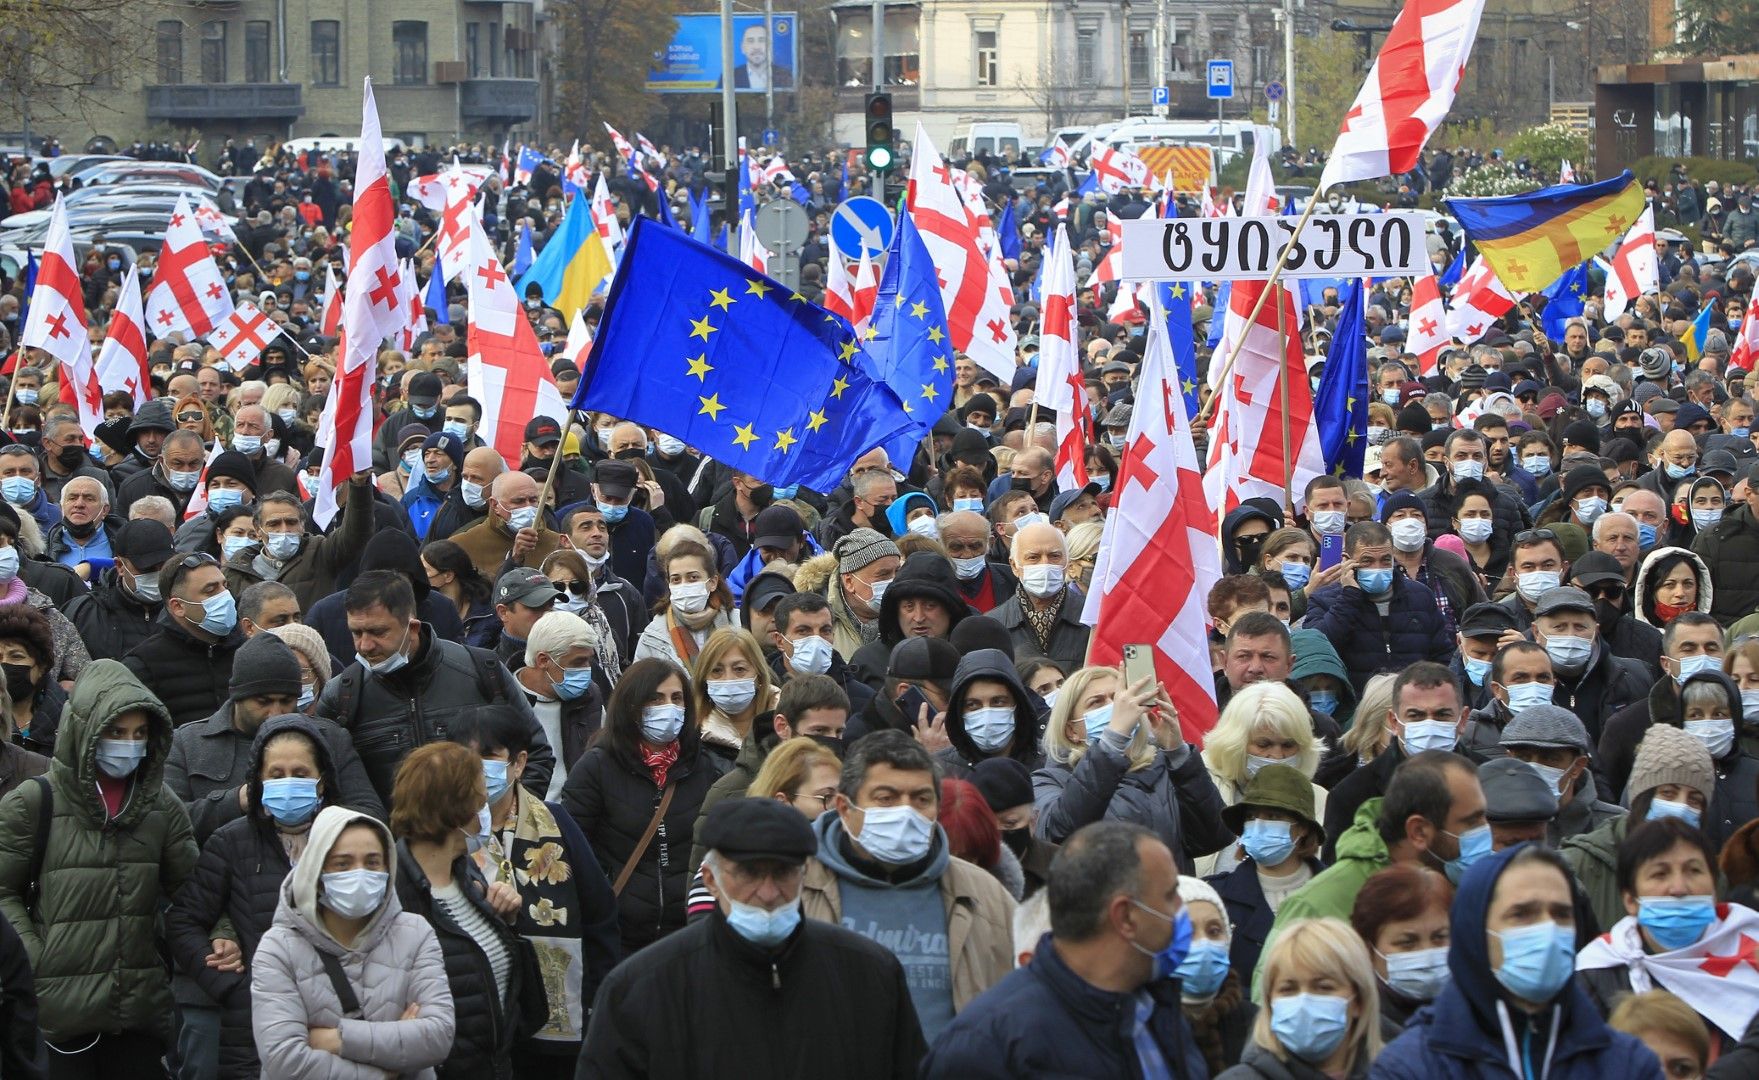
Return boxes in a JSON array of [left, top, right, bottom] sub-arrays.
[[1370, 844, 1663, 1080], [1207, 856, 1326, 984], [921, 934, 1209, 1080], [400, 473, 452, 540], [1302, 575, 1453, 692]]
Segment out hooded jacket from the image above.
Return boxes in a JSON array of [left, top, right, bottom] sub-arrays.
[[250, 808, 455, 1079], [221, 477, 376, 611], [0, 659, 199, 1043], [1371, 844, 1662, 1080], [1632, 545, 1714, 627], [1222, 501, 1282, 576], [1693, 502, 1759, 627], [1288, 629, 1359, 726], [165, 715, 348, 1078], [936, 648, 1045, 779], [848, 551, 973, 690], [1643, 670, 1759, 848]]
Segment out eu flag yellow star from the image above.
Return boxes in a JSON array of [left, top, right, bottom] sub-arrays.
[[927, 326, 945, 344], [790, 291, 808, 304], [830, 375, 851, 399], [745, 279, 772, 299], [864, 324, 879, 341], [731, 422, 759, 450], [921, 382, 940, 402], [774, 428, 798, 453], [689, 316, 717, 341], [909, 300, 929, 319], [698, 393, 726, 420], [806, 408, 829, 432], [686, 354, 713, 380], [932, 355, 950, 373], [708, 288, 735, 311], [1169, 283, 1186, 299], [839, 339, 859, 362]]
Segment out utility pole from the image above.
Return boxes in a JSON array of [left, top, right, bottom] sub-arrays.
[[720, 0, 739, 209], [764, 0, 775, 136], [1283, 0, 1295, 149], [1121, 0, 1133, 116], [872, 0, 885, 203], [1153, 0, 1167, 115]]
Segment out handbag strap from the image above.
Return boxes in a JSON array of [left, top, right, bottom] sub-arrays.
[[318, 950, 363, 1019], [612, 782, 676, 897]]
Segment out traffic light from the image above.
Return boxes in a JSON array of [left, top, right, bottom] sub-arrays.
[[864, 92, 894, 171]]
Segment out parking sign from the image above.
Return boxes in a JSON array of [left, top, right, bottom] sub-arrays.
[[1207, 60, 1234, 99]]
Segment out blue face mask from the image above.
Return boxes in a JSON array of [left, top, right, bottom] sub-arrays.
[[1279, 561, 1311, 589], [0, 477, 34, 505], [1664, 461, 1696, 481], [1356, 567, 1394, 594], [725, 898, 802, 948], [1082, 703, 1114, 742], [1637, 895, 1716, 951], [186, 591, 238, 637], [483, 759, 512, 804], [1464, 656, 1492, 686], [1174, 940, 1233, 998], [295, 270, 311, 282], [1128, 903, 1193, 980], [773, 484, 799, 501], [508, 506, 540, 531], [596, 501, 629, 525], [1646, 797, 1702, 828], [1736, 427, 1752, 439], [952, 497, 985, 513], [1269, 992, 1351, 1064], [208, 488, 244, 513], [553, 665, 594, 701], [1638, 522, 1659, 549], [1491, 922, 1577, 1003], [260, 777, 322, 826], [412, 404, 437, 420], [1444, 823, 1493, 884], [1308, 690, 1338, 717], [1241, 819, 1297, 866], [443, 420, 470, 440]]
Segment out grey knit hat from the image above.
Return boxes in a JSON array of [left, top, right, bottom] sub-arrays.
[[834, 527, 900, 575], [1501, 704, 1591, 754], [1629, 724, 1716, 800], [229, 632, 304, 701]]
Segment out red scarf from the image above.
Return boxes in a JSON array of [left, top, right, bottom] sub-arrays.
[[1655, 599, 1694, 624], [638, 740, 680, 789]]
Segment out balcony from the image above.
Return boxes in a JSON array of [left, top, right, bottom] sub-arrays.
[[459, 78, 539, 124], [145, 83, 304, 122]]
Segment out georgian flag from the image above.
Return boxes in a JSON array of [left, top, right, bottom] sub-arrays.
[[145, 193, 235, 339]]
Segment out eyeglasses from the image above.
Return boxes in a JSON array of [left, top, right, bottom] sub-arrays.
[[176, 413, 206, 424], [553, 581, 589, 598], [792, 788, 836, 811]]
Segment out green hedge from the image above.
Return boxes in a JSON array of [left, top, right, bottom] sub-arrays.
[[1631, 156, 1759, 188]]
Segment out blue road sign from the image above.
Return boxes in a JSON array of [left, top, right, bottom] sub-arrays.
[[1151, 86, 1170, 107], [762, 128, 780, 146], [831, 195, 895, 260], [1207, 59, 1235, 99], [1265, 80, 1285, 102]]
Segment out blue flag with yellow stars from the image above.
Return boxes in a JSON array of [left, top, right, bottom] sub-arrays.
[[864, 209, 956, 472], [1539, 261, 1590, 342], [1152, 202, 1201, 418], [573, 218, 915, 492], [1314, 279, 1369, 479]]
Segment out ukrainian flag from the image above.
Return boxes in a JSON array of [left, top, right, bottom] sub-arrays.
[[1445, 171, 1644, 295], [1685, 303, 1714, 363], [516, 194, 613, 322]]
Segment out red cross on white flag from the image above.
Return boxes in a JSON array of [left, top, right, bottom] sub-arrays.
[[1601, 205, 1658, 323], [1445, 255, 1519, 344], [207, 301, 277, 371], [93, 264, 151, 421], [20, 197, 90, 374], [1082, 292, 1222, 743], [145, 193, 235, 339], [850, 248, 879, 337], [1407, 271, 1451, 376], [1087, 145, 1151, 194], [739, 211, 773, 275], [1034, 225, 1091, 490], [461, 204, 568, 465], [823, 245, 857, 324]]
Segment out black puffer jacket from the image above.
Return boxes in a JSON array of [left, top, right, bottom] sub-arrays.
[[935, 648, 1046, 780], [847, 552, 973, 690], [164, 715, 343, 1079], [560, 742, 718, 953], [1420, 474, 1531, 542], [1694, 502, 1759, 627], [394, 842, 541, 1080], [63, 569, 162, 662], [121, 613, 245, 728]]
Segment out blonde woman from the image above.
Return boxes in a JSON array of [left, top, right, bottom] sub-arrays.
[[1031, 664, 1232, 872], [1198, 681, 1330, 876], [1219, 917, 1380, 1080], [1341, 673, 1397, 768], [1063, 521, 1103, 591], [689, 627, 778, 775]]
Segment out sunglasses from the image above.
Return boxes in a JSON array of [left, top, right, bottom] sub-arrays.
[[554, 581, 589, 598]]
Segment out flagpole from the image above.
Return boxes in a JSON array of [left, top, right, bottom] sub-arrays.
[[1276, 284, 1293, 513], [538, 410, 581, 513], [1197, 193, 1323, 424], [0, 347, 20, 431]]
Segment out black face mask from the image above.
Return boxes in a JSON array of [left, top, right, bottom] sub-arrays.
[[806, 733, 845, 759], [1010, 476, 1035, 493], [1235, 533, 1267, 569], [65, 520, 98, 540], [1001, 826, 1032, 860], [748, 484, 775, 508], [54, 445, 85, 471], [1, 663, 36, 704], [1594, 597, 1625, 633], [612, 448, 644, 461]]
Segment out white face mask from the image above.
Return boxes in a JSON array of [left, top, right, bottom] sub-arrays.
[[669, 581, 711, 614], [907, 515, 940, 539], [1019, 564, 1066, 598], [1389, 518, 1428, 552]]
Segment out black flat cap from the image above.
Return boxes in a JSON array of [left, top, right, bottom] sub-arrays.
[[699, 797, 818, 862]]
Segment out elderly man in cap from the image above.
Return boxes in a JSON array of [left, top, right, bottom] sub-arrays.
[[370, 369, 444, 471], [580, 797, 928, 1078], [1476, 758, 1559, 850], [1499, 704, 1623, 844], [1570, 549, 1663, 682], [826, 528, 901, 661], [1452, 601, 1521, 711], [66, 519, 175, 661], [1526, 585, 1649, 748], [491, 566, 559, 672], [588, 459, 657, 587]]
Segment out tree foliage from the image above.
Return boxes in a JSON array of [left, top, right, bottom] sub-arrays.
[[0, 0, 167, 129], [1671, 0, 1759, 57], [550, 0, 688, 144], [1505, 123, 1588, 177], [1294, 31, 1363, 155]]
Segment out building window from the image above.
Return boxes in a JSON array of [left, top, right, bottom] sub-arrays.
[[1077, 27, 1097, 83], [199, 20, 226, 83], [1129, 29, 1150, 85], [1252, 45, 1270, 85], [975, 30, 997, 87], [393, 21, 428, 85], [489, 21, 500, 77], [466, 23, 481, 77], [245, 20, 271, 83], [311, 20, 339, 86], [1168, 18, 1192, 78], [835, 11, 920, 87], [155, 20, 183, 84]]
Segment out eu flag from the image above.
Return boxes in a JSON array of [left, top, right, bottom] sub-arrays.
[[1152, 201, 1201, 417], [864, 209, 956, 472], [1438, 245, 1467, 289], [654, 189, 680, 229], [1314, 280, 1369, 479], [996, 199, 1022, 262], [574, 219, 915, 492], [425, 261, 449, 324], [689, 187, 713, 245], [1539, 262, 1589, 342], [510, 221, 534, 278]]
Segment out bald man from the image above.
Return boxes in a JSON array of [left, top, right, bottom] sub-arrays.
[[449, 469, 564, 577], [940, 508, 1018, 611], [426, 445, 507, 541], [1635, 428, 1700, 501], [987, 521, 1090, 666]]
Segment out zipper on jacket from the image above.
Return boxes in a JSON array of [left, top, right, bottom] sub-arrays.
[[770, 959, 780, 989]]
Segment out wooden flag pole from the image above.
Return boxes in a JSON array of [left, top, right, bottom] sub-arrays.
[[1276, 286, 1294, 514], [1196, 193, 1325, 425], [538, 410, 580, 515]]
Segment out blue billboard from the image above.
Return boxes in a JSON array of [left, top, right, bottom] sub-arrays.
[[647, 13, 797, 93]]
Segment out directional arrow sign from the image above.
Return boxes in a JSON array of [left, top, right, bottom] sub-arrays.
[[831, 195, 895, 260]]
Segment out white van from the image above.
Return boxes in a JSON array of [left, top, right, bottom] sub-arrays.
[[281, 135, 408, 158], [946, 122, 1025, 160]]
